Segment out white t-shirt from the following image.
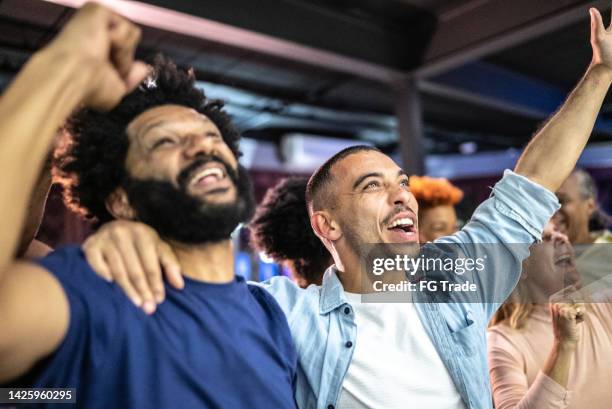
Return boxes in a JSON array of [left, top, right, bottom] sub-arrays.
[[337, 292, 466, 409]]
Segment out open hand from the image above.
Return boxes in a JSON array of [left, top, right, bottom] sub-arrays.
[[83, 221, 183, 314], [590, 7, 612, 75]]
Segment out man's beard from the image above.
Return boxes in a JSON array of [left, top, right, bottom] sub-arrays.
[[122, 156, 255, 245]]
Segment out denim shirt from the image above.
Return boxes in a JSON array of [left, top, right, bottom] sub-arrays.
[[256, 170, 560, 409]]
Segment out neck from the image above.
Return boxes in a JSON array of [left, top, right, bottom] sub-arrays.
[[336, 250, 405, 294], [574, 228, 595, 244], [170, 239, 235, 283]]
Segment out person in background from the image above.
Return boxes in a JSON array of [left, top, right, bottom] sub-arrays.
[[488, 221, 612, 409], [250, 177, 332, 287], [555, 168, 612, 287], [554, 168, 611, 245], [409, 175, 463, 242]]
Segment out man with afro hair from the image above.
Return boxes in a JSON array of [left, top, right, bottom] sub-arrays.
[[0, 4, 297, 409], [250, 177, 332, 287]]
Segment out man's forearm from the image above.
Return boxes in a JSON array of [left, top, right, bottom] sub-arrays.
[[0, 48, 91, 269], [515, 64, 612, 192]]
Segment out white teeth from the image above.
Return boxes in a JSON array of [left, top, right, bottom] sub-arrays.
[[191, 167, 224, 185], [389, 217, 414, 228]]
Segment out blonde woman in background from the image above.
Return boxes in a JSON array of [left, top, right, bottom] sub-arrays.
[[488, 221, 612, 409]]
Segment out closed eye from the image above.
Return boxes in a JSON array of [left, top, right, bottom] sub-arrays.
[[152, 137, 175, 149]]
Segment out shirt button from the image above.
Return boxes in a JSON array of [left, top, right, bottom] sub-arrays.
[[327, 405, 335, 409], [343, 307, 351, 315], [345, 341, 353, 348]]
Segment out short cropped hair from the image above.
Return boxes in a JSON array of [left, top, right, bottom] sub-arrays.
[[305, 145, 380, 212], [571, 168, 597, 201]]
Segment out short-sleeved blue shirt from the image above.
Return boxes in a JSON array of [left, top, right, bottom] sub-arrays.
[[16, 245, 297, 409]]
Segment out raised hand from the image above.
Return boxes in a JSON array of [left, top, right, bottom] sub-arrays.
[[550, 302, 585, 346], [46, 2, 149, 110], [590, 7, 612, 74]]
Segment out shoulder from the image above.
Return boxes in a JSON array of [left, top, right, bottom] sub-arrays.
[[249, 276, 320, 318], [487, 323, 526, 359], [37, 245, 132, 320]]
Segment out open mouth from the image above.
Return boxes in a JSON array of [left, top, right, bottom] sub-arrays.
[[188, 163, 230, 192], [554, 253, 574, 267], [386, 214, 418, 242]]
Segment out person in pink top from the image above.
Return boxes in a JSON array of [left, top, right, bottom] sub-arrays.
[[488, 221, 612, 409]]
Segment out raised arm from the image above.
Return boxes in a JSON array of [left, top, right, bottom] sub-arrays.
[[515, 8, 612, 192], [0, 3, 146, 383], [0, 3, 146, 268]]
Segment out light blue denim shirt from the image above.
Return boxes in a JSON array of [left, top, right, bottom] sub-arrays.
[[256, 170, 560, 409]]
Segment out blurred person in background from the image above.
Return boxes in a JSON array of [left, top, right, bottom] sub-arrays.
[[409, 175, 463, 242], [250, 177, 332, 287], [488, 221, 612, 409], [554, 168, 611, 246], [555, 168, 612, 287], [79, 5, 612, 409]]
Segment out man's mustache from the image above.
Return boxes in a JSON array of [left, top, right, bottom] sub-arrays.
[[177, 154, 238, 190]]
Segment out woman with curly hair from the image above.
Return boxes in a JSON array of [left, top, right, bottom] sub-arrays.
[[409, 175, 464, 242], [250, 177, 332, 287]]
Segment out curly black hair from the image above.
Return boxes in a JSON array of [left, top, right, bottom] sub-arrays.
[[55, 56, 241, 225], [250, 177, 331, 286]]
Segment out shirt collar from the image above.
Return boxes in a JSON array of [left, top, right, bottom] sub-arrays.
[[319, 265, 349, 314]]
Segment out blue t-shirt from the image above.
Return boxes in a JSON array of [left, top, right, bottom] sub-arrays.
[[17, 245, 297, 409]]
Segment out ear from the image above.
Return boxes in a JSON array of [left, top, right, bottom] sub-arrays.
[[105, 187, 136, 220], [586, 197, 596, 216], [310, 211, 341, 242]]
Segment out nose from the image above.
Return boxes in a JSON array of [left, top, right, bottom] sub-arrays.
[[551, 230, 570, 247], [389, 183, 417, 211], [183, 133, 216, 159]]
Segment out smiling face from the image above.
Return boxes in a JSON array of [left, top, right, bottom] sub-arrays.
[[108, 104, 254, 244], [523, 221, 581, 299], [325, 151, 419, 256], [125, 104, 239, 204]]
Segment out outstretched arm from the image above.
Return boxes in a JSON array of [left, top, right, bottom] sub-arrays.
[[515, 8, 612, 192]]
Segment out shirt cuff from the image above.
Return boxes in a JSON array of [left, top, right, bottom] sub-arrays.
[[525, 371, 572, 408], [490, 170, 560, 241]]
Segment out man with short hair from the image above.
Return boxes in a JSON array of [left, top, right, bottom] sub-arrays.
[[0, 4, 297, 408], [554, 168, 602, 245], [83, 6, 612, 409]]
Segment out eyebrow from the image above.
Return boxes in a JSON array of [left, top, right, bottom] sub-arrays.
[[352, 172, 382, 190], [138, 119, 168, 139], [352, 169, 408, 190]]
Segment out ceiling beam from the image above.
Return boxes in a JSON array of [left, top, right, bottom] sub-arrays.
[[416, 0, 610, 78], [420, 61, 612, 136], [41, 0, 423, 84]]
